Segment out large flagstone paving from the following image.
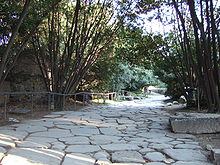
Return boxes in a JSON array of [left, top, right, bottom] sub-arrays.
[[0, 94, 213, 165]]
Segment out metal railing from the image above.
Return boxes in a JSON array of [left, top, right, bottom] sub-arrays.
[[0, 91, 117, 120]]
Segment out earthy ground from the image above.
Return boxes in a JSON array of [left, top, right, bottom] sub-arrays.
[[0, 101, 85, 126]]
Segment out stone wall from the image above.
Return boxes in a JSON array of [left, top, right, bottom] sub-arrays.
[[2, 50, 47, 102], [0, 81, 11, 105], [7, 50, 46, 92]]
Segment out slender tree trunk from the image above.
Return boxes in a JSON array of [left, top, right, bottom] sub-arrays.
[[172, 0, 196, 87], [187, 0, 220, 112], [0, 0, 62, 88], [0, 0, 31, 84], [210, 0, 220, 100]]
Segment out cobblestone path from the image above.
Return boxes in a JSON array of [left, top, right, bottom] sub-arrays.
[[0, 94, 213, 165]]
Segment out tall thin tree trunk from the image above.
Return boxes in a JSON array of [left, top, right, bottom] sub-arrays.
[[188, 0, 220, 112], [0, 0, 31, 84]]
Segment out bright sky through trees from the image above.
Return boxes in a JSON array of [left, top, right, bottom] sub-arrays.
[[138, 0, 220, 34]]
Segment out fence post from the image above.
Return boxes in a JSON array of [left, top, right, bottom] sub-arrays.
[[102, 94, 105, 104], [4, 95, 7, 120], [63, 95, 66, 111], [83, 94, 85, 106], [31, 94, 34, 115], [48, 93, 51, 111], [74, 94, 76, 110], [51, 94, 55, 111], [197, 88, 200, 111]]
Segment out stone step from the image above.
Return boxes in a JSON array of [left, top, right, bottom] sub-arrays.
[[211, 149, 220, 165], [169, 113, 220, 134]]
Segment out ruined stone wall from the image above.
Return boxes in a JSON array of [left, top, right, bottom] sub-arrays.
[[8, 50, 46, 92], [0, 81, 11, 105], [1, 50, 47, 103]]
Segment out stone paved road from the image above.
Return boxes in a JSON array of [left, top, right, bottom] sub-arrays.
[[0, 94, 213, 165]]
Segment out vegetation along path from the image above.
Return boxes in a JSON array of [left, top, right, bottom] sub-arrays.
[[0, 94, 212, 165]]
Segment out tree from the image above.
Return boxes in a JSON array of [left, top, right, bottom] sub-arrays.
[[171, 0, 220, 112], [115, 25, 164, 67], [124, 0, 220, 112], [110, 63, 164, 92], [79, 47, 117, 92], [79, 24, 167, 93], [32, 0, 119, 108], [0, 0, 61, 86], [0, 0, 31, 85]]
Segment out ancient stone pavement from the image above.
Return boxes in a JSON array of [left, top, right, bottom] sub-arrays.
[[0, 94, 213, 165]]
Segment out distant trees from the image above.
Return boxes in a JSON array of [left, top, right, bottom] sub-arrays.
[[115, 0, 220, 112], [110, 63, 165, 92], [81, 61, 165, 93]]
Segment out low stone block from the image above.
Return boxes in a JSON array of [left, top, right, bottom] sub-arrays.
[[169, 113, 220, 134], [173, 101, 179, 105], [125, 96, 133, 101], [120, 96, 133, 101], [211, 149, 220, 165], [9, 108, 31, 114]]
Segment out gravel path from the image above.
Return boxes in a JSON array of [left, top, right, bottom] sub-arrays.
[[0, 94, 213, 165]]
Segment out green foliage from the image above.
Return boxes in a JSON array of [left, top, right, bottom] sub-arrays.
[[116, 0, 162, 26], [114, 24, 188, 98], [81, 23, 167, 93], [152, 33, 188, 98], [0, 0, 62, 85], [0, 0, 59, 45], [80, 50, 117, 92], [32, 0, 118, 94], [154, 69, 184, 98], [82, 60, 165, 93], [110, 63, 165, 92], [115, 25, 165, 68]]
